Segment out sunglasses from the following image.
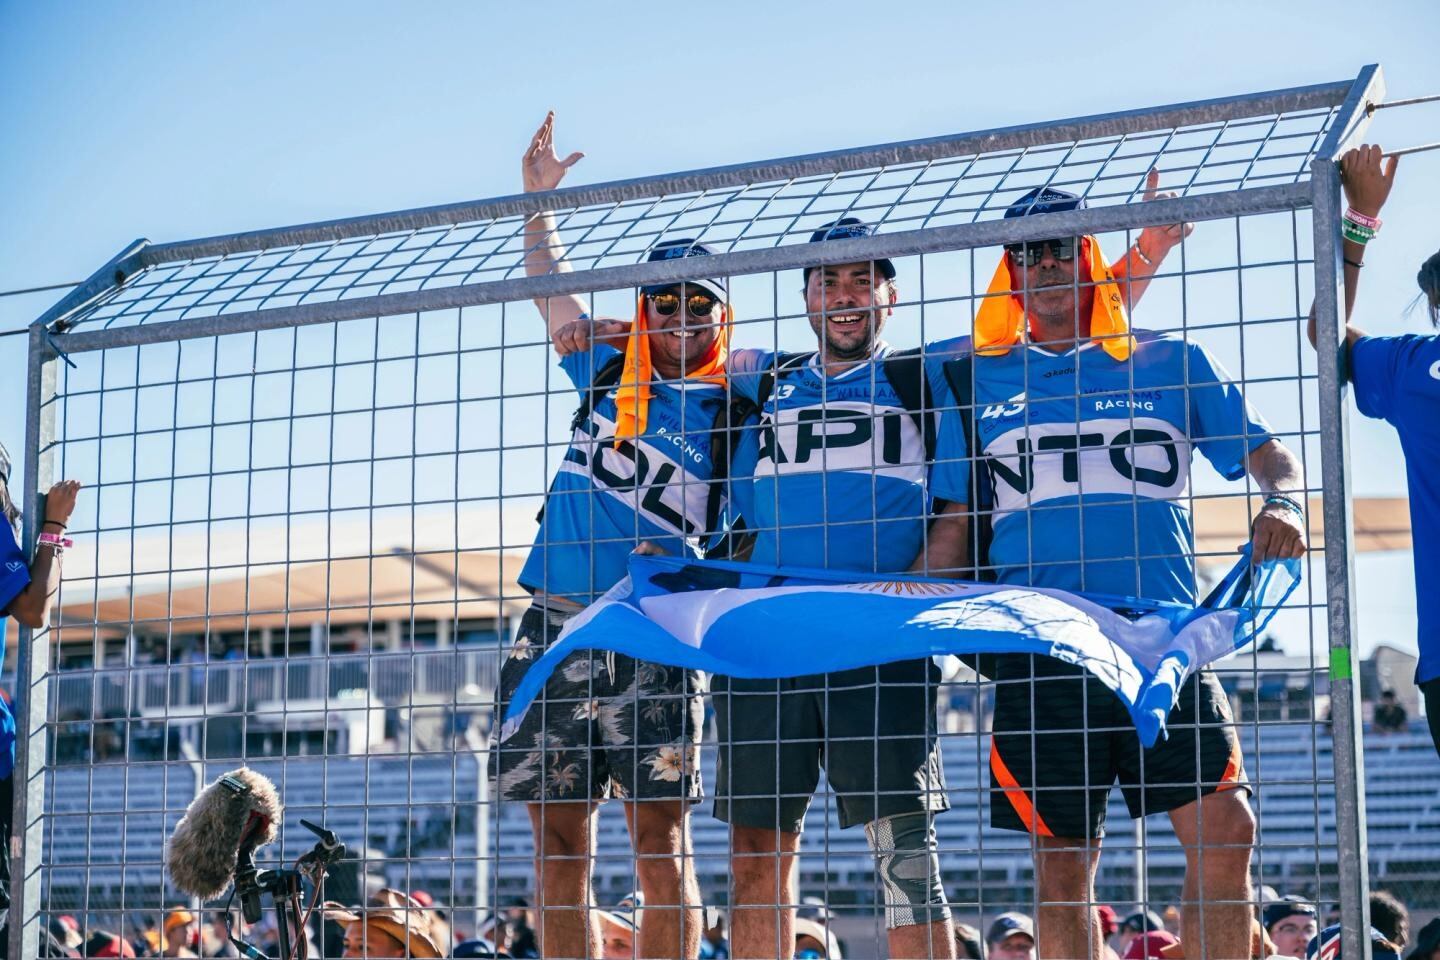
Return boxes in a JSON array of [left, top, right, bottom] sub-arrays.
[[1004, 237, 1079, 267], [649, 291, 719, 318]]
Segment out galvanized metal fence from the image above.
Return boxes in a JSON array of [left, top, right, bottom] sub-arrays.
[[9, 65, 1402, 959]]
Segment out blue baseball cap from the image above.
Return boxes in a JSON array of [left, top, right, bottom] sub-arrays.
[[1004, 186, 1088, 219], [804, 217, 896, 281], [641, 238, 727, 301]]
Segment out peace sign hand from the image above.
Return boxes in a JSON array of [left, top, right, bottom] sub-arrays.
[[523, 111, 585, 193]]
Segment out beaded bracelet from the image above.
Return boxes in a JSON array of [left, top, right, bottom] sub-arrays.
[[1341, 221, 1376, 245]]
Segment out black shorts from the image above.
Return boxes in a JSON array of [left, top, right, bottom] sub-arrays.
[[989, 654, 1246, 840], [712, 659, 949, 833], [492, 602, 704, 804]]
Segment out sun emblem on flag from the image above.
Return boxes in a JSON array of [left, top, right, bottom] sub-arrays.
[[857, 579, 961, 597]]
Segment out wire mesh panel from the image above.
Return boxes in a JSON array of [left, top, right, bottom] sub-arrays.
[[9, 68, 1404, 960]]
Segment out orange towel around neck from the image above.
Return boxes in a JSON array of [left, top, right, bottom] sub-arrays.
[[973, 235, 1134, 361], [612, 295, 730, 443]]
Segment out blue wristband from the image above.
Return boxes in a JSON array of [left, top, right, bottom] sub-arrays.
[[1264, 494, 1305, 520]]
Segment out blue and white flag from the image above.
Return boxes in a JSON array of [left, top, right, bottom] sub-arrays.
[[502, 549, 1299, 747]]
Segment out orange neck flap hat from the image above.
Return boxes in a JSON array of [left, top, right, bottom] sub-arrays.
[[974, 234, 1133, 361], [978, 185, 1134, 361], [613, 239, 731, 442]]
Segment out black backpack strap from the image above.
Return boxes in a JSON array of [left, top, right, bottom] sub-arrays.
[[702, 391, 761, 560], [538, 352, 630, 524], [941, 355, 995, 583], [881, 346, 937, 460], [570, 351, 628, 432]]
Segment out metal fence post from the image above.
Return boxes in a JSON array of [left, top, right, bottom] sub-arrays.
[[9, 327, 59, 960], [1311, 155, 1371, 960]]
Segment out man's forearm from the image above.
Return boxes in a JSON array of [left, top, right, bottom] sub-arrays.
[[1249, 439, 1304, 496], [911, 507, 971, 578], [1110, 244, 1160, 309]]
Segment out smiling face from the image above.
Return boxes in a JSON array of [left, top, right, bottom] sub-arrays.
[[804, 261, 896, 363], [1015, 240, 1094, 345], [644, 284, 723, 379]]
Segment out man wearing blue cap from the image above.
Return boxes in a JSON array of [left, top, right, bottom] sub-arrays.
[[919, 183, 1306, 960], [495, 113, 746, 960]]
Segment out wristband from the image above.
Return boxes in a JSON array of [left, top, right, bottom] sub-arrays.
[[1264, 494, 1305, 521], [1341, 223, 1374, 245], [42, 520, 66, 530], [1344, 258, 1365, 270], [1132, 243, 1156, 267], [1345, 207, 1382, 230]]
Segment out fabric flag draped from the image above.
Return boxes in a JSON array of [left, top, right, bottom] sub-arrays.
[[501, 549, 1299, 748]]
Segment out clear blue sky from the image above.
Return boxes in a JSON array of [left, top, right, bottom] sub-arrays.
[[1, 0, 1437, 656]]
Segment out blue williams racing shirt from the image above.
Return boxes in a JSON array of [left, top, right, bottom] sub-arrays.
[[931, 330, 1273, 604], [519, 344, 733, 606]]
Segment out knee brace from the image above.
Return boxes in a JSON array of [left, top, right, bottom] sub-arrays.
[[864, 812, 950, 930]]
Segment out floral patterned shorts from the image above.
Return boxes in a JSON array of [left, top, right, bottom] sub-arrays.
[[491, 601, 705, 803]]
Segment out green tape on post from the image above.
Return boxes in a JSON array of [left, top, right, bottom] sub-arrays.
[[1330, 646, 1354, 681]]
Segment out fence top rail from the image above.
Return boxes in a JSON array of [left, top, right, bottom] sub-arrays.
[[38, 69, 1372, 345]]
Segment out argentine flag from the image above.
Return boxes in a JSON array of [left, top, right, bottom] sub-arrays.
[[502, 549, 1298, 748]]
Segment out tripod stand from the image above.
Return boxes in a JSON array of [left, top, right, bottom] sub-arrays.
[[226, 819, 347, 960]]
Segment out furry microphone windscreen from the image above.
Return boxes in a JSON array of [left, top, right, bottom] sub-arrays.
[[166, 768, 281, 900]]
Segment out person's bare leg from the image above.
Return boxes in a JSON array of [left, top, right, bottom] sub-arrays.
[[1170, 791, 1256, 960], [1034, 834, 1103, 960], [528, 802, 599, 960], [625, 800, 702, 959], [888, 919, 956, 959], [729, 824, 800, 959]]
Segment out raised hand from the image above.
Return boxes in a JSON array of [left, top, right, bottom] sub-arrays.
[[523, 111, 585, 193], [43, 480, 82, 527], [1340, 144, 1399, 218], [1136, 167, 1195, 263]]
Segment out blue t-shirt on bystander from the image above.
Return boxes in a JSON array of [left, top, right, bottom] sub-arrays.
[[0, 522, 28, 780], [1350, 334, 1440, 684]]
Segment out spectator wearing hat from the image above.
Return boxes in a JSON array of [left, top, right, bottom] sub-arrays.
[[986, 913, 1036, 960], [793, 917, 842, 960], [1124, 931, 1180, 959], [1407, 918, 1440, 960], [83, 933, 136, 959], [1307, 923, 1403, 960], [1264, 897, 1319, 958], [1117, 912, 1166, 957], [160, 910, 197, 958], [49, 918, 84, 955], [323, 897, 442, 959]]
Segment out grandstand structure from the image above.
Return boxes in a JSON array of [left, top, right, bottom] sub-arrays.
[[12, 64, 1400, 958]]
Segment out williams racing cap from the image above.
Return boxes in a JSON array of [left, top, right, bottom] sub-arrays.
[[641, 238, 727, 302]]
